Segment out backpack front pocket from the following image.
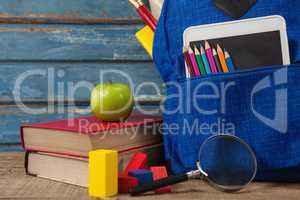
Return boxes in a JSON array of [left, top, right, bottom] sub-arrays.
[[163, 64, 300, 180]]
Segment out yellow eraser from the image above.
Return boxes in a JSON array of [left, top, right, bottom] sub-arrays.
[[135, 25, 154, 57], [89, 150, 118, 198]]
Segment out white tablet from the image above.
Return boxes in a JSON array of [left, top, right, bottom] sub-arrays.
[[183, 15, 290, 69]]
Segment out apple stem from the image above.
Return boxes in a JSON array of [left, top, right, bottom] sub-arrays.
[[108, 80, 112, 84]]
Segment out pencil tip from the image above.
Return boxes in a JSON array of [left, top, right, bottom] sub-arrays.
[[217, 44, 222, 51], [188, 46, 193, 53], [200, 45, 205, 54], [224, 50, 230, 58], [183, 46, 187, 52], [128, 0, 139, 8], [213, 48, 217, 54], [205, 41, 210, 49], [194, 46, 199, 54]]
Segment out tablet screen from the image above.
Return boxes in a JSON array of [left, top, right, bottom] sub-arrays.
[[190, 31, 283, 70]]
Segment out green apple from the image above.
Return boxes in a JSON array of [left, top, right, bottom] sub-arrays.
[[90, 83, 134, 121]]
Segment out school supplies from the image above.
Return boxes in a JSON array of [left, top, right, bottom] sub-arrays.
[[119, 152, 151, 193], [136, 25, 154, 57], [194, 46, 206, 75], [123, 153, 148, 175], [183, 43, 236, 77], [183, 47, 194, 77], [154, 0, 300, 182], [128, 0, 157, 57], [224, 49, 236, 72], [200, 45, 211, 74], [130, 135, 257, 195], [217, 44, 229, 73], [25, 144, 164, 188], [184, 16, 290, 70], [213, 48, 223, 72], [188, 47, 201, 76], [128, 0, 157, 31], [22, 114, 164, 189], [205, 41, 218, 73], [89, 150, 118, 198]]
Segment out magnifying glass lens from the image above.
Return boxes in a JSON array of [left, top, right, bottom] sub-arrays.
[[199, 135, 257, 191], [130, 134, 257, 196]]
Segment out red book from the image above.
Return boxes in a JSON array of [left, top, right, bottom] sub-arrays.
[[21, 115, 163, 158]]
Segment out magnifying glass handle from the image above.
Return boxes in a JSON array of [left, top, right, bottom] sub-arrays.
[[129, 173, 188, 196]]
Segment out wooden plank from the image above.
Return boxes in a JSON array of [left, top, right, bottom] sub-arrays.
[[0, 0, 142, 24], [0, 24, 150, 61], [0, 144, 22, 152], [0, 62, 162, 102], [1, 153, 300, 200], [0, 105, 161, 145], [0, 97, 163, 107], [0, 106, 90, 144]]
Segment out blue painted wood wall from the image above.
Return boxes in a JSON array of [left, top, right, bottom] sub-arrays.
[[0, 0, 162, 152]]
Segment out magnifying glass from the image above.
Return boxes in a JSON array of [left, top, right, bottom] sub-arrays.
[[130, 134, 257, 195]]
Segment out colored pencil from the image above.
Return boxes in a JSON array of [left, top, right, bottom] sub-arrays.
[[188, 47, 201, 76], [205, 41, 218, 73], [200, 45, 211, 74], [128, 0, 157, 31], [183, 47, 194, 77], [194, 46, 206, 75], [213, 48, 222, 73], [224, 49, 236, 72], [217, 44, 229, 73]]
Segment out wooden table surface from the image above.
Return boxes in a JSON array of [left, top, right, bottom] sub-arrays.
[[1, 153, 300, 200]]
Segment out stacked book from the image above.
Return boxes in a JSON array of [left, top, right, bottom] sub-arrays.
[[21, 114, 163, 187]]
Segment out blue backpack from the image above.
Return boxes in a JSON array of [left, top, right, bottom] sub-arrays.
[[153, 0, 300, 181]]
